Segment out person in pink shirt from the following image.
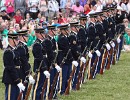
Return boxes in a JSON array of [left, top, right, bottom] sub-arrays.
[[5, 0, 14, 17], [71, 1, 84, 16]]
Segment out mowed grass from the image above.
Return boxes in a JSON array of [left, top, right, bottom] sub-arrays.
[[0, 50, 130, 100]]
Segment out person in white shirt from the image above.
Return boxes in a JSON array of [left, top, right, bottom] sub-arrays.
[[87, 4, 97, 17], [95, 0, 103, 12], [27, 0, 40, 19], [0, 0, 6, 12], [127, 0, 130, 14], [120, 0, 128, 13], [48, 0, 59, 20]]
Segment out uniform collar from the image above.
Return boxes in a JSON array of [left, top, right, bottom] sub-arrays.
[[19, 40, 27, 45], [48, 35, 54, 39], [8, 44, 15, 50], [71, 31, 77, 35]]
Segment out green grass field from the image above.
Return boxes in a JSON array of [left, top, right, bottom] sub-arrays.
[[0, 50, 130, 100]]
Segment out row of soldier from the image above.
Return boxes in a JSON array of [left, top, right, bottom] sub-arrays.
[[2, 5, 125, 100]]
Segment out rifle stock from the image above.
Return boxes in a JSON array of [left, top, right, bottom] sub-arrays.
[[17, 92, 23, 100], [76, 61, 84, 90], [89, 56, 99, 79], [100, 49, 106, 75], [40, 79, 48, 100], [82, 58, 89, 83], [112, 41, 118, 65], [17, 81, 27, 100], [65, 64, 76, 95], [25, 84, 32, 100], [48, 72, 59, 100], [106, 46, 113, 70], [48, 49, 71, 99]]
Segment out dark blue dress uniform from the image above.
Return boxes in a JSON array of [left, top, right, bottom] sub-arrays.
[[115, 22, 125, 61], [57, 24, 73, 95], [68, 22, 81, 90], [86, 13, 97, 50], [115, 11, 126, 61], [2, 34, 21, 100], [17, 30, 31, 81], [32, 28, 48, 100], [47, 25, 59, 99], [94, 12, 106, 74], [87, 13, 100, 79], [78, 16, 88, 53], [17, 30, 31, 99], [107, 8, 116, 41]]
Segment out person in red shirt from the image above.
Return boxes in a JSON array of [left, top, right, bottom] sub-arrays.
[[13, 9, 23, 24], [84, 0, 91, 15], [58, 14, 67, 24]]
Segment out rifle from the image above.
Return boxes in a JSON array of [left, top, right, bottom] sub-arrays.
[[112, 40, 116, 65], [112, 39, 118, 65], [25, 60, 43, 100], [106, 42, 113, 70], [65, 40, 90, 94], [76, 44, 88, 90], [64, 64, 76, 95], [48, 49, 71, 100], [100, 38, 109, 75], [17, 80, 28, 100], [82, 42, 93, 83], [109, 33, 118, 66], [41, 46, 59, 100], [88, 40, 100, 80]]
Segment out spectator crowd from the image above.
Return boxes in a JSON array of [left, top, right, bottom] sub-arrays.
[[0, 0, 130, 50]]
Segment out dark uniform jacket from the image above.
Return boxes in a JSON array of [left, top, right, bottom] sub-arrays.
[[32, 38, 48, 73], [68, 31, 80, 60], [87, 22, 96, 50], [17, 41, 31, 81], [42, 38, 54, 68], [77, 25, 87, 53], [2, 45, 21, 84], [57, 33, 73, 65], [95, 21, 106, 49]]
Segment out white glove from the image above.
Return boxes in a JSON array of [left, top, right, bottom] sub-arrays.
[[55, 65, 61, 72], [117, 37, 121, 43], [95, 50, 101, 57], [105, 43, 111, 50], [80, 57, 86, 63], [43, 71, 50, 78], [72, 61, 79, 67], [29, 75, 35, 84], [111, 42, 115, 47], [17, 82, 25, 91], [88, 51, 93, 58]]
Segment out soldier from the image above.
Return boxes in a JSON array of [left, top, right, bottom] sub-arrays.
[[17, 30, 35, 99], [115, 6, 126, 61], [86, 13, 100, 79], [69, 22, 81, 90], [47, 25, 61, 99], [78, 16, 88, 52], [57, 24, 74, 95], [94, 12, 106, 74], [2, 33, 25, 100], [32, 28, 50, 100]]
